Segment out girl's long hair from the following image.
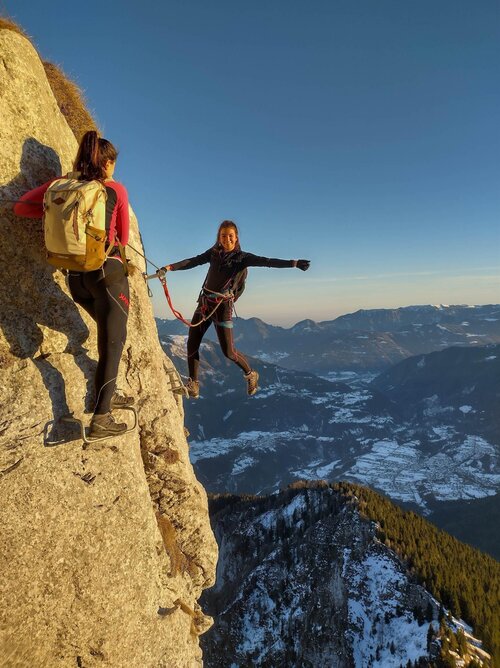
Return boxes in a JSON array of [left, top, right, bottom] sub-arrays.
[[73, 130, 118, 180], [215, 220, 241, 251]]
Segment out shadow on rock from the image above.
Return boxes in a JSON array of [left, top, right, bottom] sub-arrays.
[[0, 138, 96, 424]]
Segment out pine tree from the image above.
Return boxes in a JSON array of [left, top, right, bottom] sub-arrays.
[[427, 624, 435, 651], [438, 636, 457, 668], [448, 631, 458, 654], [456, 628, 467, 657]]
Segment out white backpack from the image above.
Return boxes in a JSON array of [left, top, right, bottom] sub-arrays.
[[43, 173, 113, 272]]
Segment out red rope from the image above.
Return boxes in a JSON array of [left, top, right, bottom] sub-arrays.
[[159, 276, 226, 328], [159, 277, 194, 327]]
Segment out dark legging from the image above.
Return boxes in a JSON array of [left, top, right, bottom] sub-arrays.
[[68, 259, 129, 414], [187, 301, 251, 380]]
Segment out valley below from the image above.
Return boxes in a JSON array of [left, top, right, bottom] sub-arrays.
[[159, 304, 500, 559]]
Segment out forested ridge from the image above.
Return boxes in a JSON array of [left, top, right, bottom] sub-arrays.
[[335, 482, 499, 666], [210, 480, 499, 666]]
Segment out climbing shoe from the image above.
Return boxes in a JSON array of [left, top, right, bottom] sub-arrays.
[[89, 412, 127, 439], [110, 392, 135, 409], [244, 370, 259, 396], [185, 378, 200, 399]]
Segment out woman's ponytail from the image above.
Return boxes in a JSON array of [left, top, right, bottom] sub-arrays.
[[73, 130, 118, 181]]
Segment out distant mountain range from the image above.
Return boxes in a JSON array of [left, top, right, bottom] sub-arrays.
[[372, 343, 500, 440], [157, 305, 500, 559], [157, 303, 500, 373]]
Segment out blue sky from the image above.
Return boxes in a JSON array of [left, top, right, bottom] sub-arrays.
[[4, 0, 499, 325]]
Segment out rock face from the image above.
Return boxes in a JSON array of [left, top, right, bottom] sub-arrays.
[[0, 28, 217, 668]]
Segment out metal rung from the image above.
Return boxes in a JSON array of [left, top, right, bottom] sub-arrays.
[[60, 406, 138, 444], [167, 369, 188, 398]]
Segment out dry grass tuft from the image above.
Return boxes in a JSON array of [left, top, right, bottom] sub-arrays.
[[42, 61, 98, 141], [0, 16, 29, 38]]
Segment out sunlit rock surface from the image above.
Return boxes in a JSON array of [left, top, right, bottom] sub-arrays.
[[0, 28, 217, 668]]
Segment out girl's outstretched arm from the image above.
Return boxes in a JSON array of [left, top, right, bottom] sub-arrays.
[[241, 253, 310, 270], [162, 248, 212, 272]]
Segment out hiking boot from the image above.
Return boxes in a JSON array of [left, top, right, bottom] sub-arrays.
[[110, 392, 135, 409], [89, 412, 127, 439], [185, 378, 200, 399], [244, 370, 259, 396]]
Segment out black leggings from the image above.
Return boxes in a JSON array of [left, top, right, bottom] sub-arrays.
[[68, 259, 129, 415], [187, 301, 251, 381]]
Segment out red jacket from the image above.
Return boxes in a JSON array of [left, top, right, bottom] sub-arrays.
[[14, 178, 130, 247]]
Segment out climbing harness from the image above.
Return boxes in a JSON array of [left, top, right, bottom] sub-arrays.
[[143, 268, 234, 328]]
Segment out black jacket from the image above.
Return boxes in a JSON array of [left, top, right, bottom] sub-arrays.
[[170, 247, 294, 293]]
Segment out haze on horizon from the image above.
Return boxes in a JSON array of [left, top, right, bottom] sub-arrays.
[[157, 267, 499, 327], [4, 0, 499, 326]]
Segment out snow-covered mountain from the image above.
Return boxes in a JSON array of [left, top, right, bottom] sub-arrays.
[[160, 332, 500, 558], [201, 484, 494, 668], [157, 304, 500, 374], [371, 344, 500, 440]]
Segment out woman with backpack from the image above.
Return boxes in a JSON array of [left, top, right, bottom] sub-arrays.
[[14, 130, 132, 438], [161, 220, 310, 398]]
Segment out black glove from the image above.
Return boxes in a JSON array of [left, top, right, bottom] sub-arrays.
[[296, 259, 310, 271]]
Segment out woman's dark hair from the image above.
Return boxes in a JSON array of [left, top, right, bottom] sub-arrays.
[[73, 130, 118, 180], [215, 220, 241, 251]]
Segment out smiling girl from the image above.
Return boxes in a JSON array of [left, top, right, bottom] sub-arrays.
[[162, 220, 310, 398]]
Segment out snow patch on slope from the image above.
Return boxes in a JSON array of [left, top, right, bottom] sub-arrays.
[[347, 547, 431, 667]]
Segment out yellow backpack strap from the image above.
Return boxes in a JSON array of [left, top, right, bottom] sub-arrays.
[[88, 183, 105, 214], [104, 236, 117, 261]]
